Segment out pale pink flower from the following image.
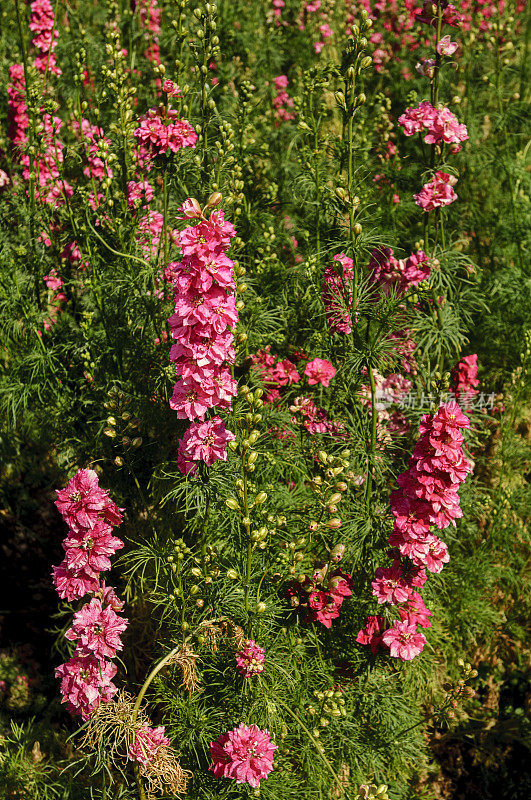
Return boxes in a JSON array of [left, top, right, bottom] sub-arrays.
[[209, 724, 277, 788], [437, 35, 458, 56], [414, 171, 458, 213]]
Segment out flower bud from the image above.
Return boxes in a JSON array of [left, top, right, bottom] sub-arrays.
[[254, 491, 267, 505], [256, 602, 267, 613], [326, 518, 342, 529], [225, 497, 240, 510], [227, 569, 238, 579]]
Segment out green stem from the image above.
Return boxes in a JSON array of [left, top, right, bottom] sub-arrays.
[[276, 699, 349, 798]]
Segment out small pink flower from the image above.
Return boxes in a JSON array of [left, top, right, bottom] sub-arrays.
[[437, 35, 458, 56], [55, 655, 117, 720], [304, 358, 336, 387], [52, 562, 100, 602], [162, 79, 181, 97], [209, 724, 277, 788], [356, 615, 386, 654], [128, 725, 170, 766], [414, 171, 458, 213], [65, 598, 128, 660], [382, 620, 426, 661], [236, 640, 266, 678], [55, 469, 124, 531], [177, 416, 235, 472]]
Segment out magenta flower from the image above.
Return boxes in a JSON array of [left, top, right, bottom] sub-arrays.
[[371, 564, 412, 605], [52, 562, 100, 602], [398, 592, 433, 629], [209, 724, 277, 788], [356, 616, 386, 654], [382, 620, 427, 661], [55, 655, 117, 720], [128, 725, 170, 766], [133, 106, 197, 161], [177, 416, 236, 474], [55, 469, 124, 531], [322, 253, 355, 334], [304, 358, 336, 387], [235, 640, 266, 678], [62, 523, 124, 576], [415, 171, 458, 213], [65, 598, 128, 660]]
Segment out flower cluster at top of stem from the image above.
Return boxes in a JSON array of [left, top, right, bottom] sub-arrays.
[[358, 402, 472, 660], [166, 195, 239, 473]]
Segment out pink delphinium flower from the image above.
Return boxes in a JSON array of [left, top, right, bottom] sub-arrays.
[[177, 416, 235, 474], [235, 640, 266, 678], [65, 598, 128, 660], [371, 564, 412, 605], [414, 171, 457, 212], [382, 620, 427, 661], [209, 724, 277, 788], [399, 102, 467, 147], [55, 655, 117, 720], [133, 107, 197, 165], [322, 253, 355, 334], [52, 563, 100, 602], [356, 615, 386, 654], [304, 358, 336, 387], [128, 725, 170, 766], [399, 592, 433, 628], [451, 354, 479, 406], [55, 468, 124, 531], [62, 522, 124, 576]]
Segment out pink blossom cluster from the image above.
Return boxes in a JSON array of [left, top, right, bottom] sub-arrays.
[[133, 106, 197, 168], [289, 396, 345, 437], [210, 724, 277, 788], [251, 347, 300, 404], [128, 724, 170, 766], [288, 566, 353, 628], [30, 0, 61, 75], [137, 0, 162, 64], [127, 179, 155, 209], [322, 253, 355, 335], [368, 247, 431, 294], [415, 0, 462, 28], [73, 119, 113, 181], [414, 171, 458, 212], [398, 102, 468, 148], [272, 76, 296, 124], [357, 403, 472, 660], [451, 353, 479, 406], [52, 469, 127, 720], [20, 114, 72, 207], [267, 0, 286, 26], [167, 202, 238, 473], [177, 416, 235, 475], [235, 640, 266, 678], [42, 269, 66, 331], [7, 65, 29, 146]]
